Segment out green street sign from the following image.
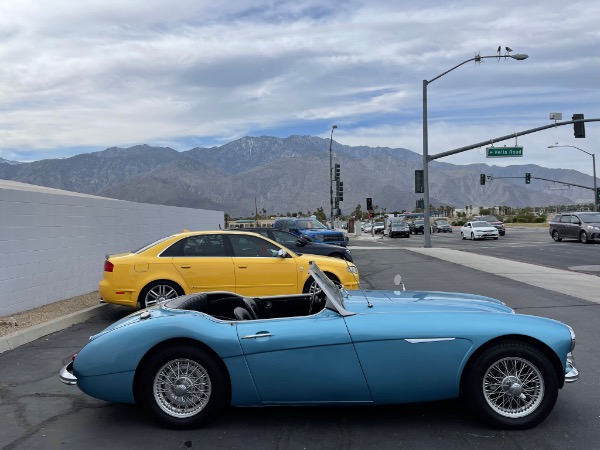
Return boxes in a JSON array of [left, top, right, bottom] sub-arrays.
[[486, 146, 523, 158]]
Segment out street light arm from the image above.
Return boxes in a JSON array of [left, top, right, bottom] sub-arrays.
[[427, 54, 527, 85], [548, 144, 598, 212], [548, 144, 593, 157]]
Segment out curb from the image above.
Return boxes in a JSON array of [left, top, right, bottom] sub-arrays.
[[0, 304, 110, 354]]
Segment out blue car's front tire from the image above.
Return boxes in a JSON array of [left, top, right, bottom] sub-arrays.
[[465, 341, 558, 430], [138, 345, 229, 429]]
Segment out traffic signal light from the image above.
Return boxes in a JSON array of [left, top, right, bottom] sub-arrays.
[[596, 187, 600, 201], [525, 173, 531, 184], [480, 174, 486, 185], [334, 163, 341, 180], [573, 114, 585, 138], [336, 181, 344, 201], [415, 170, 424, 193], [369, 212, 374, 218], [366, 197, 373, 211]]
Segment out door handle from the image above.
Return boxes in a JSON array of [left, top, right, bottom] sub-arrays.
[[241, 332, 272, 339], [238, 265, 248, 269], [179, 265, 192, 269]]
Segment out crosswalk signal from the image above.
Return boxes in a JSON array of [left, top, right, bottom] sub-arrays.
[[480, 174, 486, 185], [525, 173, 531, 184], [573, 114, 585, 138]]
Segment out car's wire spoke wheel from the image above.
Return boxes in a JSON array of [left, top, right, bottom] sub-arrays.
[[465, 341, 558, 430], [139, 345, 228, 429], [153, 358, 212, 418], [482, 357, 544, 418]]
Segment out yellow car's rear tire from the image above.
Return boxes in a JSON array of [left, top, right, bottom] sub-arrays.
[[139, 281, 183, 309]]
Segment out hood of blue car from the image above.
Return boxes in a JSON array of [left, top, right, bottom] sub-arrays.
[[343, 289, 514, 314]]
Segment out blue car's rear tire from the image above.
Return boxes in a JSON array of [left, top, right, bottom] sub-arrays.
[[464, 341, 558, 429], [139, 345, 229, 429]]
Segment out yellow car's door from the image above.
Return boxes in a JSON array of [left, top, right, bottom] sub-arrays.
[[170, 234, 235, 292], [227, 234, 299, 296]]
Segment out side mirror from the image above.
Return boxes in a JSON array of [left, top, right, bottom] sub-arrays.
[[296, 238, 307, 247], [277, 249, 288, 258], [300, 234, 312, 242]]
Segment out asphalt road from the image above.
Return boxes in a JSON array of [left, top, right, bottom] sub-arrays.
[[1, 230, 598, 449]]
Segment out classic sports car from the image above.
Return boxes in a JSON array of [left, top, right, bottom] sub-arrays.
[[61, 263, 578, 430]]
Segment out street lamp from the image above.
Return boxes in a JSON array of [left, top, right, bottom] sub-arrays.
[[329, 125, 338, 229], [422, 52, 528, 247], [548, 144, 598, 212]]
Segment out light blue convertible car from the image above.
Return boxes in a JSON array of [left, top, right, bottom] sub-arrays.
[[60, 263, 578, 430]]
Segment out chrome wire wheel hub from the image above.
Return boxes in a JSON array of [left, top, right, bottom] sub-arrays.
[[153, 358, 211, 418], [483, 357, 544, 418]]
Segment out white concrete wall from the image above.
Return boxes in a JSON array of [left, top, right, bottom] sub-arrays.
[[0, 181, 223, 315]]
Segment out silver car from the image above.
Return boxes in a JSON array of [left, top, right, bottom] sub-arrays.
[[549, 212, 600, 243]]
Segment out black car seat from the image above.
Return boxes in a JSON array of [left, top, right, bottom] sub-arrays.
[[243, 298, 260, 319], [233, 306, 253, 321]]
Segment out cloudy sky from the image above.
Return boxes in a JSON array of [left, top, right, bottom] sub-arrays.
[[1, 1, 599, 175]]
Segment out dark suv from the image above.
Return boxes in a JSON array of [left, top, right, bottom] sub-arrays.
[[549, 212, 600, 243], [409, 219, 424, 234], [473, 215, 505, 236], [273, 218, 348, 247], [237, 228, 353, 261]]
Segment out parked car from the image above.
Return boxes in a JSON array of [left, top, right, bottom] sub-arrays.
[[461, 221, 499, 240], [273, 218, 348, 247], [61, 262, 578, 430], [409, 219, 425, 234], [99, 230, 359, 309], [548, 212, 600, 243], [386, 219, 410, 238], [473, 215, 505, 236], [236, 228, 353, 261], [431, 219, 453, 233]]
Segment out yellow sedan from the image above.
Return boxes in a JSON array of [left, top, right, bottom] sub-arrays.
[[99, 230, 360, 308]]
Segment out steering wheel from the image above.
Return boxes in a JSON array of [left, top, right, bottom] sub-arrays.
[[308, 280, 326, 315]]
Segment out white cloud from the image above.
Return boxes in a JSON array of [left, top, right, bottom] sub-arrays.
[[0, 0, 598, 178]]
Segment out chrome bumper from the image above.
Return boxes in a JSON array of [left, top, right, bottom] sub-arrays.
[[59, 361, 77, 385], [565, 354, 579, 383]]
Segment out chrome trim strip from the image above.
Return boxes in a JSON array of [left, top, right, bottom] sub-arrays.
[[405, 338, 456, 344]]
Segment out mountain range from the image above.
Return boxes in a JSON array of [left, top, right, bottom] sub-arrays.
[[0, 136, 594, 217]]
